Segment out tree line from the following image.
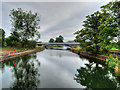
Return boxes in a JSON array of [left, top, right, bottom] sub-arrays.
[[0, 8, 40, 49], [49, 35, 64, 43], [74, 1, 120, 55]]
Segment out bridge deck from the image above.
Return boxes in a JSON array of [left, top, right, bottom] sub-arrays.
[[37, 42, 79, 45]]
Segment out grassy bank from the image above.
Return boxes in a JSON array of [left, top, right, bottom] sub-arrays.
[[70, 48, 107, 62], [70, 47, 120, 75], [2, 46, 35, 51], [0, 46, 45, 62], [70, 47, 120, 60]]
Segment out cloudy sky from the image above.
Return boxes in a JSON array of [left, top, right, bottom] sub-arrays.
[[1, 0, 112, 42]]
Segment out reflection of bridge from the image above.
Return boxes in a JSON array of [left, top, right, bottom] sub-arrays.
[[37, 42, 79, 47]]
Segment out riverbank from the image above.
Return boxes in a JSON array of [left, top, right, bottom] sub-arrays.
[[0, 46, 45, 62], [70, 48, 108, 64], [70, 48, 120, 76]]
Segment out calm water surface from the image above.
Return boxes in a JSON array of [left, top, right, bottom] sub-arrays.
[[1, 49, 120, 89]]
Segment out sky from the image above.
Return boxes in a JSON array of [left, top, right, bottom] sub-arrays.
[[1, 0, 112, 42]]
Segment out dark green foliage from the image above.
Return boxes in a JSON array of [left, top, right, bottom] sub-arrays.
[[100, 1, 118, 51], [74, 11, 102, 54], [67, 40, 75, 43], [106, 54, 119, 68], [109, 42, 119, 49], [5, 34, 20, 47], [49, 38, 54, 43], [9, 8, 40, 47], [55, 35, 64, 42], [11, 31, 20, 39], [74, 1, 119, 55], [0, 28, 5, 47], [74, 62, 118, 88], [6, 54, 40, 88], [25, 40, 37, 49]]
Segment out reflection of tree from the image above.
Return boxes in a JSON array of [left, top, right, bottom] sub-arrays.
[[74, 62, 120, 89], [1, 58, 20, 73], [10, 53, 40, 88], [0, 62, 2, 70]]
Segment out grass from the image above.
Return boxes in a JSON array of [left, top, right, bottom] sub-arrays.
[[1, 46, 31, 52], [111, 47, 118, 49], [110, 48, 120, 52], [1, 46, 44, 52], [72, 47, 81, 51]]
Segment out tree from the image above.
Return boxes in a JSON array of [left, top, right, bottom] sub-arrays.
[[102, 1, 120, 48], [74, 11, 102, 54], [5, 34, 20, 47], [49, 38, 54, 43], [11, 31, 20, 39], [5, 31, 21, 47], [59, 35, 64, 41], [9, 8, 40, 47], [67, 40, 75, 43], [100, 1, 118, 50], [74, 10, 118, 54], [117, 1, 120, 50], [0, 28, 5, 47], [55, 35, 64, 42]]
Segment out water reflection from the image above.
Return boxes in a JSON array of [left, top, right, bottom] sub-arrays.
[[2, 53, 40, 88], [74, 62, 120, 89], [2, 49, 120, 88]]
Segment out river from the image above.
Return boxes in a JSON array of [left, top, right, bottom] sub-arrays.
[[0, 49, 120, 89]]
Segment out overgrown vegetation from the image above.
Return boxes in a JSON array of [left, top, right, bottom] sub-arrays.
[[74, 1, 120, 70], [74, 1, 119, 55], [49, 38, 54, 43], [106, 54, 119, 68], [0, 28, 5, 47], [1, 8, 41, 49], [48, 35, 64, 43]]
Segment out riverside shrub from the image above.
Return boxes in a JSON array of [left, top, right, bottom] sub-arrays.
[[106, 54, 119, 68]]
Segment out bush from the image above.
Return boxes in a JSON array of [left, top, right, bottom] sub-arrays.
[[5, 35, 20, 47], [26, 40, 37, 49], [106, 54, 119, 68], [86, 45, 98, 54]]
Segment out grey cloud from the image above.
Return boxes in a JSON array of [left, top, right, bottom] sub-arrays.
[[2, 0, 112, 2], [0, 2, 2, 28], [39, 2, 105, 41], [2, 2, 109, 42]]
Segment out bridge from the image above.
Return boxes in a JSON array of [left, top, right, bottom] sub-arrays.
[[37, 42, 80, 47]]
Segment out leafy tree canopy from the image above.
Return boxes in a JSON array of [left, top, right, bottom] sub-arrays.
[[74, 1, 119, 54], [9, 8, 40, 47], [49, 38, 54, 43], [5, 34, 20, 47], [55, 35, 64, 43], [0, 28, 5, 47]]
